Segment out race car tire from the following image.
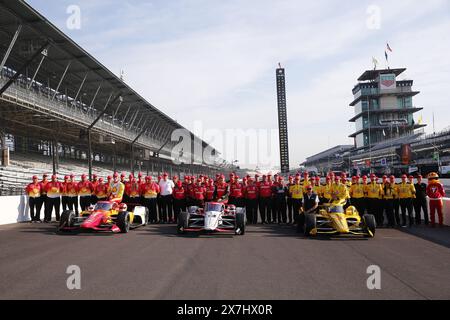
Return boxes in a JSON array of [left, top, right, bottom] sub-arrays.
[[363, 214, 376, 238], [59, 210, 75, 231], [117, 211, 131, 233], [177, 211, 190, 234], [235, 212, 246, 235], [304, 213, 317, 237]]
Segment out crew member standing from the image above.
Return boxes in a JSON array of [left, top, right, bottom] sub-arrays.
[[44, 175, 62, 222], [127, 177, 141, 204], [258, 175, 272, 224], [214, 175, 229, 202], [286, 176, 294, 225], [192, 178, 206, 208], [26, 176, 42, 222], [229, 177, 245, 208], [78, 174, 93, 211], [382, 176, 397, 228], [414, 175, 429, 225], [90, 174, 99, 205], [67, 174, 79, 215], [244, 178, 259, 224], [349, 176, 365, 215], [61, 175, 70, 211], [94, 178, 108, 203], [398, 174, 416, 227], [205, 179, 215, 202], [108, 172, 125, 203], [141, 176, 160, 224], [289, 176, 303, 226], [39, 174, 49, 221], [172, 180, 186, 223], [427, 172, 446, 227], [366, 174, 383, 226], [272, 176, 288, 224], [159, 173, 174, 223]]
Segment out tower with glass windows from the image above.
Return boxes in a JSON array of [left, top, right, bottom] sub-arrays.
[[349, 68, 426, 148]]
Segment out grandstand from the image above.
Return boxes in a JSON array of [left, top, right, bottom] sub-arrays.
[[0, 1, 231, 195]]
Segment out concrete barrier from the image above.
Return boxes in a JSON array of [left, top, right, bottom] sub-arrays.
[[0, 195, 30, 225]]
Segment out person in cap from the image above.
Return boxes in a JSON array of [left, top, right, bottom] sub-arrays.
[[108, 172, 125, 203], [244, 178, 259, 224], [398, 174, 416, 227], [94, 178, 109, 203], [67, 174, 79, 215], [213, 175, 229, 203], [413, 175, 428, 225], [272, 176, 288, 224], [158, 173, 175, 223], [140, 176, 160, 224], [366, 174, 383, 225], [172, 180, 186, 223], [426, 172, 446, 227], [289, 176, 304, 226], [26, 176, 43, 222], [192, 178, 206, 208], [330, 176, 349, 205], [298, 184, 319, 233], [286, 176, 295, 224], [322, 176, 333, 204], [44, 174, 62, 222], [382, 175, 397, 228], [349, 176, 365, 216], [61, 175, 71, 211], [90, 174, 99, 205], [258, 175, 272, 224], [229, 176, 245, 208], [39, 174, 50, 221], [78, 174, 93, 211]]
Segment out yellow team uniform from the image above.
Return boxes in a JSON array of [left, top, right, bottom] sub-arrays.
[[397, 183, 415, 199], [366, 182, 383, 199], [322, 183, 333, 201], [289, 184, 304, 200], [331, 183, 349, 203], [349, 183, 365, 199]]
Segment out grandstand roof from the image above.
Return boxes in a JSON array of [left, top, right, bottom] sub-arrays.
[[0, 0, 217, 156]]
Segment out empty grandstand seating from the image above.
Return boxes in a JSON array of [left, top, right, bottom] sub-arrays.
[[0, 152, 207, 196]]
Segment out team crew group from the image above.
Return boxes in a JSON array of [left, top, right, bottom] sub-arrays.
[[25, 170, 446, 228]]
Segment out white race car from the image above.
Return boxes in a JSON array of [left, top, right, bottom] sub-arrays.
[[177, 202, 246, 235]]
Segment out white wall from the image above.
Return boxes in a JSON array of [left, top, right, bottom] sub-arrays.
[[0, 196, 30, 225]]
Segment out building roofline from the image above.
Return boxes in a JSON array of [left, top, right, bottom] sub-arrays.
[[357, 68, 407, 81]]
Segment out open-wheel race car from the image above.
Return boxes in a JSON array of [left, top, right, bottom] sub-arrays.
[[177, 202, 246, 235], [57, 200, 148, 233], [304, 201, 376, 238]]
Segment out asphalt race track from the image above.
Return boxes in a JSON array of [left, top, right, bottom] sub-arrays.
[[0, 223, 449, 300]]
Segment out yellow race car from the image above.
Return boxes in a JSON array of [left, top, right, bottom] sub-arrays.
[[304, 200, 376, 238]]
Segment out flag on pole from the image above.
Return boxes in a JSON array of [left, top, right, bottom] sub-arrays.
[[418, 115, 423, 125], [385, 51, 388, 61], [278, 62, 282, 69], [372, 57, 379, 69], [387, 43, 393, 52]]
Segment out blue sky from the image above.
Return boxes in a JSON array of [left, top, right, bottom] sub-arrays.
[[27, 0, 450, 169]]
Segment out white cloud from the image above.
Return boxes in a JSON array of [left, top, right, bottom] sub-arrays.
[[27, 0, 450, 169]]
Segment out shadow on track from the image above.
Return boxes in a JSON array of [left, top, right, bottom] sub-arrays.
[[18, 223, 116, 237], [397, 224, 450, 249]]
